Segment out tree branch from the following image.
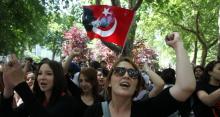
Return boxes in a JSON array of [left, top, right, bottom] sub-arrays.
[[128, 0, 132, 9], [111, 0, 120, 6], [111, 0, 116, 6], [132, 0, 143, 11], [195, 11, 206, 46], [159, 11, 196, 34], [95, 0, 101, 5], [173, 23, 196, 34], [208, 37, 218, 48]]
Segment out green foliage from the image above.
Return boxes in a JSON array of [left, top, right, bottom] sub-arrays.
[[136, 0, 220, 66], [0, 0, 48, 57]]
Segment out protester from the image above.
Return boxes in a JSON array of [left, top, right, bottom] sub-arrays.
[[63, 49, 103, 117], [193, 65, 204, 81], [62, 49, 81, 86], [97, 68, 109, 97], [161, 68, 176, 89], [133, 62, 165, 101], [83, 32, 196, 117], [192, 60, 220, 117], [71, 67, 103, 117], [14, 71, 36, 107], [0, 55, 79, 117], [161, 67, 192, 117], [25, 72, 36, 90], [89, 60, 101, 70], [100, 60, 108, 70]]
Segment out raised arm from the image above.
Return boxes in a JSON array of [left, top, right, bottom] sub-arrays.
[[1, 54, 25, 116], [62, 48, 81, 75], [2, 54, 78, 117], [3, 54, 24, 98], [167, 32, 196, 102], [143, 63, 165, 98]]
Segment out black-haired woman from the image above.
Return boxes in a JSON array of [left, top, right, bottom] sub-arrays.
[[0, 56, 79, 117]]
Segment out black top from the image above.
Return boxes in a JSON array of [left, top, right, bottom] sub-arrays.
[[0, 82, 79, 117], [67, 77, 103, 117], [83, 88, 181, 117], [193, 81, 220, 117]]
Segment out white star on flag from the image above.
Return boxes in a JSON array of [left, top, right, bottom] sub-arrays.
[[102, 8, 112, 16]]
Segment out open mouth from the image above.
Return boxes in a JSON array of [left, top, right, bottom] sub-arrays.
[[39, 82, 47, 87], [119, 82, 130, 88]]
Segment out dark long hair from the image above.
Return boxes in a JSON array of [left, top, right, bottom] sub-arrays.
[[200, 60, 220, 83], [33, 60, 68, 106], [79, 67, 99, 98]]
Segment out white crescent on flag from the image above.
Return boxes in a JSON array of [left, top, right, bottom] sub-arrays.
[[92, 18, 117, 37]]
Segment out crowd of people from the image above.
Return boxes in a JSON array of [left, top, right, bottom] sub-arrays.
[[0, 32, 219, 117]]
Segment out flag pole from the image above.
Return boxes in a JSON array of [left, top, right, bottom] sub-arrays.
[[118, 11, 136, 58]]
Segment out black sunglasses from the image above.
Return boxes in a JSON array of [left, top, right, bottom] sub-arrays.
[[113, 67, 140, 79]]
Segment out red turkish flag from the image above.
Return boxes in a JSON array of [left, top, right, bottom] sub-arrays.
[[82, 5, 135, 47]]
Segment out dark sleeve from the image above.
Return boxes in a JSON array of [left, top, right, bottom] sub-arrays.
[[142, 87, 182, 116], [66, 76, 81, 97], [0, 91, 28, 117], [196, 81, 205, 91], [14, 82, 78, 117], [83, 102, 103, 117], [0, 94, 14, 116]]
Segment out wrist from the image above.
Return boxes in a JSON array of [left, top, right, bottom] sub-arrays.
[[175, 41, 184, 51]]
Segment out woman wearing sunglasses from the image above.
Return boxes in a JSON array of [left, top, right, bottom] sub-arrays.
[[84, 32, 196, 117]]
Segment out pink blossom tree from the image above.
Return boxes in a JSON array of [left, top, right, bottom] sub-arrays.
[[89, 40, 117, 68], [132, 41, 158, 67], [62, 26, 89, 62], [62, 26, 157, 69]]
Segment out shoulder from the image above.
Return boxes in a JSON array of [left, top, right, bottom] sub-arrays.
[[196, 81, 218, 93], [134, 88, 181, 116]]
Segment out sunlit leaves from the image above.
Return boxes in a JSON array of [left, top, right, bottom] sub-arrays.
[[0, 0, 47, 56]]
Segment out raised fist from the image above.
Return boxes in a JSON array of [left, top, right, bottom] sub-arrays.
[[3, 54, 25, 89], [165, 32, 182, 49]]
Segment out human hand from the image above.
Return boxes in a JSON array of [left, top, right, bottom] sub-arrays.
[[165, 32, 183, 49], [3, 54, 25, 89], [70, 48, 82, 57]]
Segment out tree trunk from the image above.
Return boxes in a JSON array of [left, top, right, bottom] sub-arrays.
[[52, 48, 57, 60], [218, 35, 220, 61], [192, 39, 198, 66], [201, 46, 208, 66], [111, 0, 121, 6], [122, 19, 137, 57], [96, 0, 101, 5], [218, 9, 220, 60], [51, 36, 57, 60]]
